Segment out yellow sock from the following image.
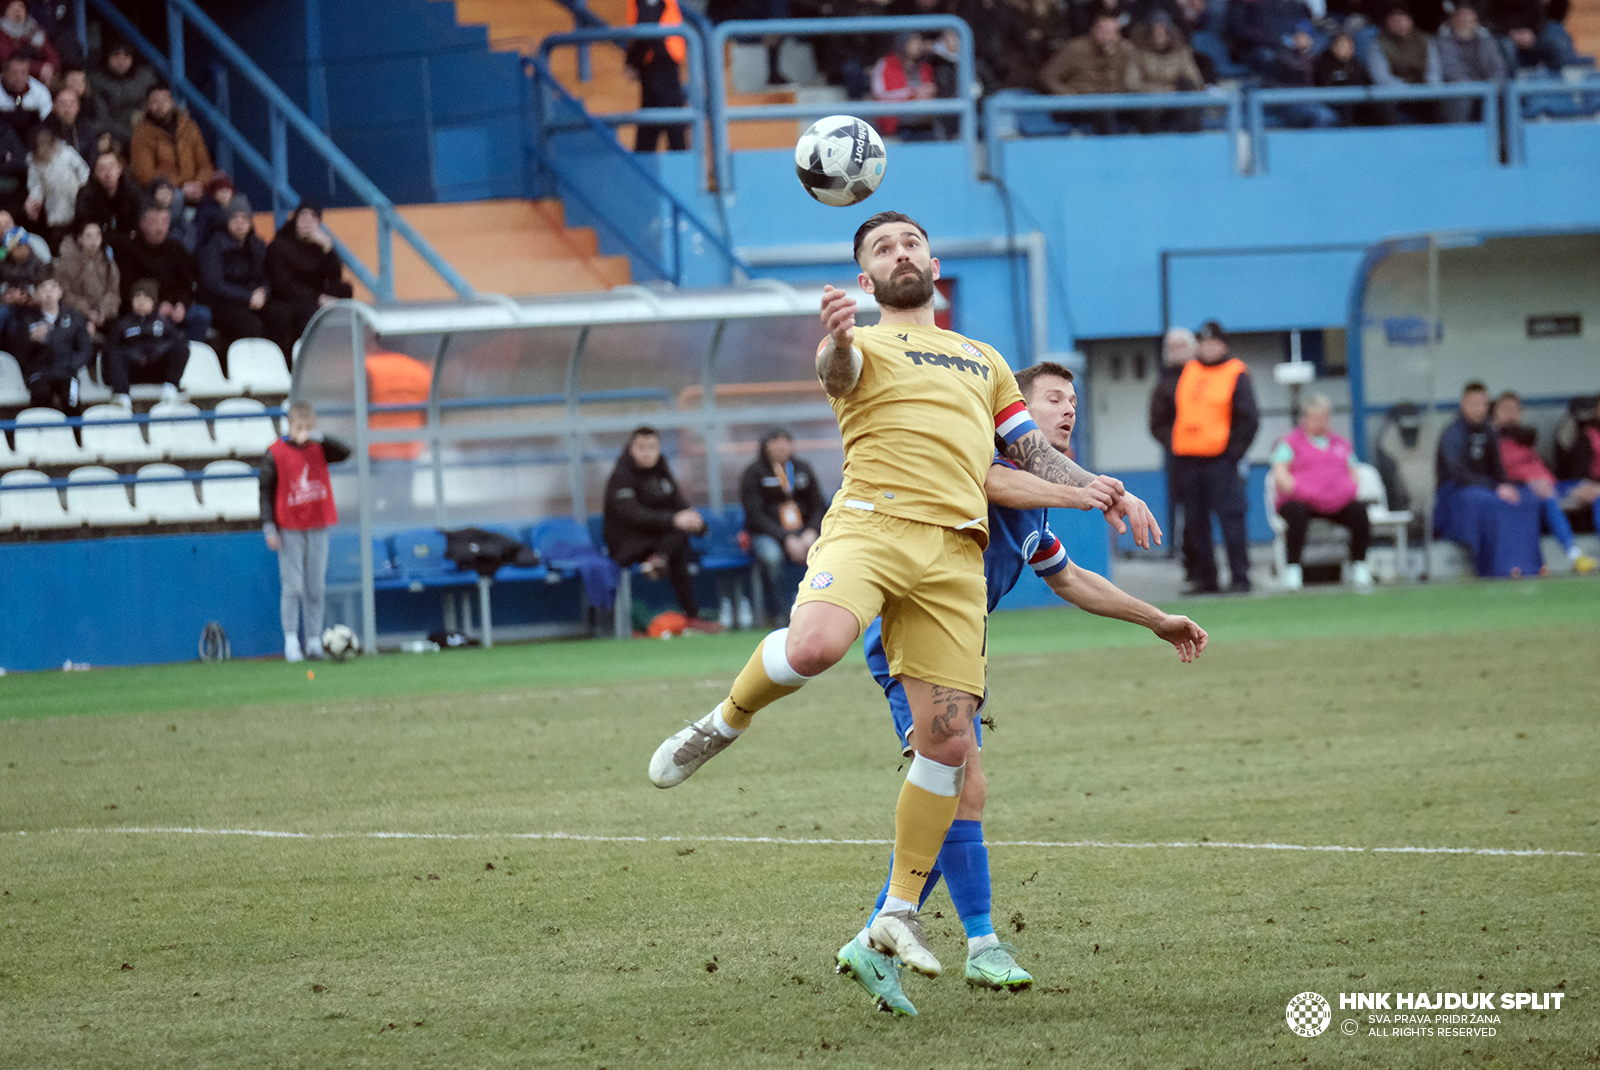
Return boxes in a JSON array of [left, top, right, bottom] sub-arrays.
[[720, 629, 808, 731], [887, 778, 961, 903]]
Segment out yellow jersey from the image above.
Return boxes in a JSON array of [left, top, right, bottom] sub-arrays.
[[825, 322, 1034, 545]]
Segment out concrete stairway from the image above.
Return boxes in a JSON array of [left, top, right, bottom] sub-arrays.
[[319, 199, 631, 302]]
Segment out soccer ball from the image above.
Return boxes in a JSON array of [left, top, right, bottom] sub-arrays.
[[794, 115, 886, 207], [321, 624, 360, 662]]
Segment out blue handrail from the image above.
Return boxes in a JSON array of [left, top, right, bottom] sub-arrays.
[[538, 26, 710, 156], [1248, 82, 1502, 173], [1504, 74, 1600, 165], [1, 407, 286, 431], [525, 56, 752, 285], [984, 88, 1243, 179], [0, 469, 257, 492], [707, 16, 978, 194], [86, 0, 474, 303]]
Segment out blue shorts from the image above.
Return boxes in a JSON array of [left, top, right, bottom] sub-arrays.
[[863, 616, 985, 757]]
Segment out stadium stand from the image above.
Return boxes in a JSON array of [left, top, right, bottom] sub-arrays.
[[0, 352, 26, 406], [225, 338, 292, 395], [132, 463, 212, 524], [211, 397, 279, 458], [65, 466, 140, 527], [146, 402, 218, 461], [200, 459, 260, 521], [178, 342, 233, 397], [14, 408, 81, 467], [0, 468, 65, 530], [80, 404, 159, 464]]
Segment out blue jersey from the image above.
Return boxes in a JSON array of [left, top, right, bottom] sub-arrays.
[[863, 457, 1070, 750]]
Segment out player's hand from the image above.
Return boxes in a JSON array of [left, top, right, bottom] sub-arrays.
[[672, 508, 705, 533], [1153, 614, 1207, 663], [1104, 491, 1162, 549], [820, 284, 856, 350], [265, 531, 280, 551]]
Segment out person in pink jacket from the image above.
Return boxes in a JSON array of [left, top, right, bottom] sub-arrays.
[[1269, 393, 1372, 589], [1492, 391, 1595, 574]]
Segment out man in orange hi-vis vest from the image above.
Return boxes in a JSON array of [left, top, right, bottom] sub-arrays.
[[1151, 320, 1259, 594], [626, 0, 689, 152], [365, 349, 432, 461]]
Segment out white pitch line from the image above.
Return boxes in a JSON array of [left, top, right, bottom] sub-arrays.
[[1, 827, 1591, 858]]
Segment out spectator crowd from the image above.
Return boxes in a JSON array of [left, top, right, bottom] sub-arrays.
[[0, 8, 351, 413], [697, 0, 1589, 137]]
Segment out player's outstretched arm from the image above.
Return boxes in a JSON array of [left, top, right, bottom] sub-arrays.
[[1001, 428, 1161, 547], [1045, 562, 1208, 663], [986, 460, 1125, 514], [816, 285, 863, 397]]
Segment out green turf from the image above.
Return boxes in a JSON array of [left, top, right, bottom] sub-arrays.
[[2, 580, 1597, 1068]]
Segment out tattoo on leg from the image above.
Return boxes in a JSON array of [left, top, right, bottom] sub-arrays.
[[927, 685, 976, 744], [1005, 428, 1093, 488]]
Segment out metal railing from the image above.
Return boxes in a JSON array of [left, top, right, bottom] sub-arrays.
[[524, 54, 751, 285], [1505, 73, 1600, 165], [537, 26, 710, 160], [86, 0, 474, 303], [1248, 82, 1502, 173], [984, 88, 1244, 179], [707, 16, 978, 193]]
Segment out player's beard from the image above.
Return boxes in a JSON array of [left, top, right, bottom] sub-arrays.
[[869, 261, 936, 311]]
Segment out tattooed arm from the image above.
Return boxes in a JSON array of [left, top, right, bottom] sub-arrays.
[[816, 285, 863, 398], [1001, 428, 1163, 549]]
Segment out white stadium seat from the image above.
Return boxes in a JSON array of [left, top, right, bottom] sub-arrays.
[[0, 468, 66, 530], [212, 397, 279, 457], [146, 402, 220, 461], [0, 424, 19, 469], [76, 366, 112, 405], [228, 338, 292, 395], [81, 404, 159, 464], [180, 341, 232, 397], [13, 407, 83, 466], [0, 352, 27, 406], [201, 459, 260, 520], [64, 465, 139, 526], [132, 463, 211, 523]]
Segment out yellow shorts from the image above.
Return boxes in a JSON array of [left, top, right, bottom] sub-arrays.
[[793, 505, 986, 696]]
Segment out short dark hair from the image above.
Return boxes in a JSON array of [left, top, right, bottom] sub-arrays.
[[1014, 361, 1075, 400], [140, 199, 167, 219], [4, 51, 31, 68], [146, 81, 171, 99], [629, 426, 659, 441], [853, 211, 928, 264], [1462, 380, 1489, 396]]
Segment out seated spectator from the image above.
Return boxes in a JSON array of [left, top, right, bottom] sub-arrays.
[[89, 40, 157, 151], [1225, 0, 1317, 79], [1269, 393, 1373, 589], [739, 427, 827, 625], [1041, 13, 1136, 134], [1127, 13, 1205, 132], [43, 83, 104, 166], [129, 83, 212, 202], [103, 277, 185, 408], [264, 200, 352, 363], [12, 270, 90, 412], [0, 51, 49, 153], [0, 99, 25, 217], [55, 65, 103, 129], [55, 218, 119, 338], [0, 207, 47, 261], [1436, 1, 1506, 122], [1265, 21, 1343, 127], [1487, 0, 1577, 70], [24, 127, 86, 250], [959, 0, 1040, 92], [1315, 31, 1388, 126], [871, 34, 941, 139], [1067, 0, 1129, 37], [192, 169, 234, 251], [73, 148, 141, 243], [1368, 3, 1442, 123], [198, 194, 269, 360], [1434, 381, 1543, 577], [118, 200, 210, 344], [147, 175, 194, 252], [1491, 391, 1594, 572], [0, 220, 46, 338], [0, 2, 58, 85], [602, 426, 714, 628]]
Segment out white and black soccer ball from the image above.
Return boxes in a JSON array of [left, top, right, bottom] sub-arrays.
[[794, 115, 886, 207], [321, 624, 360, 662]]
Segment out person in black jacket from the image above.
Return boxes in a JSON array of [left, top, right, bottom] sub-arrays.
[[103, 277, 186, 407], [74, 148, 143, 243], [117, 199, 210, 344], [602, 426, 710, 624], [263, 200, 351, 366], [197, 194, 269, 361], [739, 427, 828, 624], [1148, 326, 1197, 579], [12, 271, 92, 411], [1433, 380, 1542, 576]]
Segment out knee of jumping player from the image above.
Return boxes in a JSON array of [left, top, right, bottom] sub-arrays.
[[784, 603, 859, 676]]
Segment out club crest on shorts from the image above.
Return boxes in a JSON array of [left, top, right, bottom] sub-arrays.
[[810, 572, 835, 589]]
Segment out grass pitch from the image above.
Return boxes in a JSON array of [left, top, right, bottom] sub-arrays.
[[2, 580, 1597, 1068]]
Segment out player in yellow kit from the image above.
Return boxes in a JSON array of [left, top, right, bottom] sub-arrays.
[[648, 211, 1159, 980]]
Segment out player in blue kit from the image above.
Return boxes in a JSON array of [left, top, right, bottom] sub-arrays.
[[836, 361, 1209, 1016]]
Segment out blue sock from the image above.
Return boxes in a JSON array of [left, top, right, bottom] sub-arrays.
[[870, 853, 943, 915], [937, 819, 994, 940]]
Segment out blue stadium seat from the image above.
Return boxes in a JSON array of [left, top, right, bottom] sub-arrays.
[[477, 523, 550, 582], [326, 529, 403, 588], [532, 516, 601, 568], [693, 507, 752, 571], [390, 527, 475, 590]]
